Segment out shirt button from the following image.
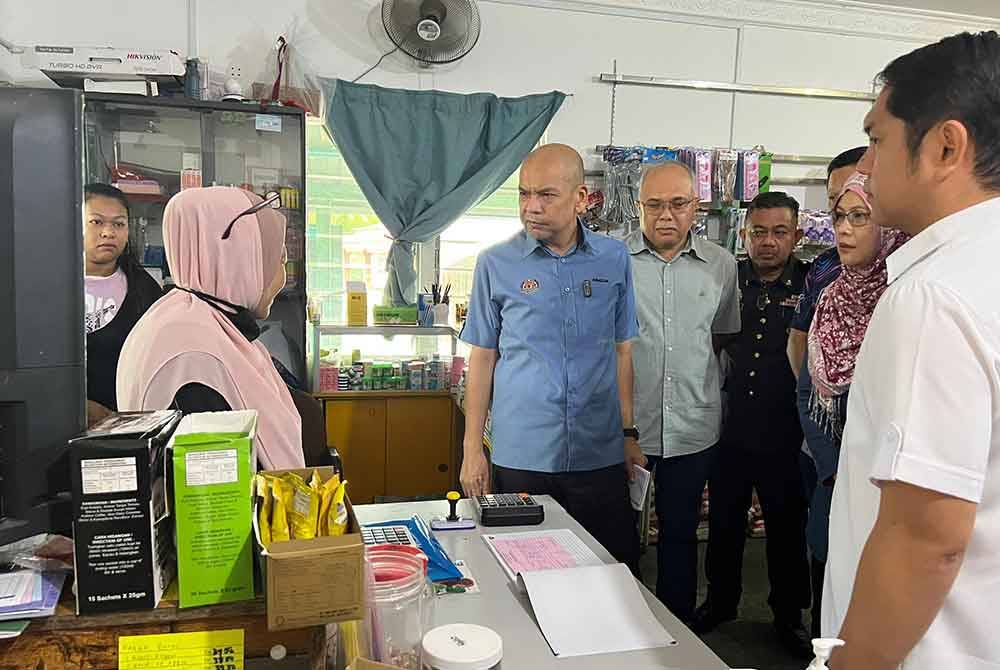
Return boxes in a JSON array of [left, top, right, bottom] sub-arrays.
[[749, 391, 755, 397], [568, 320, 575, 328], [564, 287, 571, 293], [760, 318, 767, 325], [749, 371, 756, 377], [754, 352, 760, 359], [560, 258, 567, 264], [668, 346, 673, 352], [755, 334, 763, 340], [666, 289, 672, 294]]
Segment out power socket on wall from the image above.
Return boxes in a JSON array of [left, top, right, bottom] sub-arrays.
[[228, 64, 243, 82]]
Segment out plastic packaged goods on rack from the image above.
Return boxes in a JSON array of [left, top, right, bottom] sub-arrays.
[[587, 145, 771, 240], [317, 352, 466, 395]]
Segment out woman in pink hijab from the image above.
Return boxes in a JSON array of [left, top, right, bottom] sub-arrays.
[[117, 187, 305, 470]]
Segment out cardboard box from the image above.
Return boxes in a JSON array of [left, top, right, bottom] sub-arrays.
[[373, 305, 418, 325], [253, 466, 365, 631], [69, 411, 182, 615], [349, 660, 396, 670], [347, 282, 368, 327], [170, 411, 257, 608]]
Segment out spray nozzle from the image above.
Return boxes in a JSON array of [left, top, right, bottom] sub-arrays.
[[809, 638, 845, 668]]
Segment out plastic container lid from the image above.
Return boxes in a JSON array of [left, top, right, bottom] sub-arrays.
[[422, 624, 503, 670]]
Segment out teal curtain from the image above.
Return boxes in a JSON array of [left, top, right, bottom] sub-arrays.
[[323, 79, 566, 305]]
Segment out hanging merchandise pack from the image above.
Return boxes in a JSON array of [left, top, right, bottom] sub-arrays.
[[598, 146, 643, 238], [713, 149, 739, 204], [800, 209, 835, 245]]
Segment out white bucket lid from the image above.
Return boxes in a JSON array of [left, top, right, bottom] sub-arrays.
[[422, 624, 503, 670]]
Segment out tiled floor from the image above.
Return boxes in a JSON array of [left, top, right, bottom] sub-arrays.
[[639, 539, 809, 670]]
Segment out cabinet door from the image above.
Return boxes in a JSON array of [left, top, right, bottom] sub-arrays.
[[325, 399, 386, 504], [386, 398, 453, 498]]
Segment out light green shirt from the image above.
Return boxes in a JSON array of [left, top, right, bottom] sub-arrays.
[[626, 230, 740, 459]]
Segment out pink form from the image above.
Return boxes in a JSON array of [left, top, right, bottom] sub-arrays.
[[490, 536, 578, 574]]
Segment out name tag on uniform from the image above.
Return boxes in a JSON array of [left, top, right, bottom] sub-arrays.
[[780, 294, 801, 308]]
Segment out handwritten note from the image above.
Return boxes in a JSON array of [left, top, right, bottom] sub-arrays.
[[118, 629, 244, 670]]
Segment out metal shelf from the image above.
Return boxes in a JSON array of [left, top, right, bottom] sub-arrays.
[[771, 154, 833, 165], [315, 325, 458, 338], [598, 74, 876, 102], [770, 177, 827, 186]]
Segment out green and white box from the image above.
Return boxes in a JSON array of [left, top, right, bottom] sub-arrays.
[[170, 410, 257, 608]]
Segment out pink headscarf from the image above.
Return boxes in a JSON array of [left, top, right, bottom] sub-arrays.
[[807, 173, 908, 434], [117, 187, 304, 470]]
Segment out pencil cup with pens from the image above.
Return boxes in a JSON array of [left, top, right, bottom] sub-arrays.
[[421, 284, 451, 327], [347, 545, 435, 669]]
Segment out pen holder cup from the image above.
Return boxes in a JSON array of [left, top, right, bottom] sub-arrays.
[[432, 304, 450, 326]]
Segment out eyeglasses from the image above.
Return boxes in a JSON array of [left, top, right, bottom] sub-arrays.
[[221, 191, 281, 240], [748, 228, 793, 241], [640, 197, 697, 217], [832, 210, 871, 228]]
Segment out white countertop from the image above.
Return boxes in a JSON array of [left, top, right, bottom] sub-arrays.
[[355, 495, 729, 670]]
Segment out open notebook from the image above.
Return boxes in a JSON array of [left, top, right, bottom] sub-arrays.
[[483, 529, 675, 658]]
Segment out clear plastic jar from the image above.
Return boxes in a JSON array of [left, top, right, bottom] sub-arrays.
[[363, 545, 435, 670]]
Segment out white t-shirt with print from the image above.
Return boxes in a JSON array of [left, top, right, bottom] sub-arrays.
[[85, 268, 128, 334]]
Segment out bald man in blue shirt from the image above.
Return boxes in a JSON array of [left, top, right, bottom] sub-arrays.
[[459, 144, 644, 571]]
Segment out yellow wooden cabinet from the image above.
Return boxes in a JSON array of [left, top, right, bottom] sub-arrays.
[[322, 392, 456, 503]]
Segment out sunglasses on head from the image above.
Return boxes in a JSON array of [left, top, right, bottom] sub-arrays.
[[221, 191, 281, 240]]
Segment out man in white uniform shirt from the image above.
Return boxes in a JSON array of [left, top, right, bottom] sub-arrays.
[[824, 31, 1000, 670]]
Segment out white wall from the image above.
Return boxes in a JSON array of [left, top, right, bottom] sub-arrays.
[[2, 0, 997, 179]]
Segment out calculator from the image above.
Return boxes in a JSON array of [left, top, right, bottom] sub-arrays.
[[474, 493, 545, 527], [361, 524, 417, 547]]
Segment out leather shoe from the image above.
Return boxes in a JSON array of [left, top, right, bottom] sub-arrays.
[[691, 600, 737, 634], [774, 620, 813, 659]]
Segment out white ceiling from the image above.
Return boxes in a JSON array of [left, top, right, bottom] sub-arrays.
[[823, 0, 1000, 20]]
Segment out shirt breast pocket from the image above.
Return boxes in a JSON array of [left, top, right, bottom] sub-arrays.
[[692, 279, 723, 333], [580, 279, 617, 341]]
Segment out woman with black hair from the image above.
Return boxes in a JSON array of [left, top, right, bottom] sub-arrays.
[[84, 183, 163, 426]]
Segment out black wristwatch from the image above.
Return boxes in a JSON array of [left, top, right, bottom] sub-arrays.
[[624, 426, 639, 440]]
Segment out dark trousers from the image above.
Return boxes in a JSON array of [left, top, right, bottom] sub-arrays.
[[705, 445, 811, 624], [811, 557, 825, 637], [647, 446, 718, 623], [493, 463, 639, 575]]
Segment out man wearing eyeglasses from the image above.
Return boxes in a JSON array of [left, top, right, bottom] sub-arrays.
[[626, 161, 740, 624], [696, 191, 813, 657]]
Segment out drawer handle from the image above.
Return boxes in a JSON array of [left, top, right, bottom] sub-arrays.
[[437, 464, 448, 473]]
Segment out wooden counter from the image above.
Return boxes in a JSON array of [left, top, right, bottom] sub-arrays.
[[0, 584, 325, 670], [318, 391, 460, 503]]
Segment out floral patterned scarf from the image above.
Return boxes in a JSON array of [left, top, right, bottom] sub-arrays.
[[807, 173, 909, 436]]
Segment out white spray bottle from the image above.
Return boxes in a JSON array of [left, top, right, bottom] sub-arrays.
[[807, 638, 845, 669]]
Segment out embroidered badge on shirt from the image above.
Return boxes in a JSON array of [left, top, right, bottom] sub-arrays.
[[520, 278, 540, 294]]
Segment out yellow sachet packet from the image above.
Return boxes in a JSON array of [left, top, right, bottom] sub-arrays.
[[328, 480, 349, 537], [256, 474, 273, 548], [317, 473, 342, 536], [270, 478, 291, 543], [284, 472, 320, 540]]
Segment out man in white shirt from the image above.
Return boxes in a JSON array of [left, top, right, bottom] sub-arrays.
[[824, 31, 1000, 670]]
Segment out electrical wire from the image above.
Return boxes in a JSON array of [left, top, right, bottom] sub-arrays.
[[351, 47, 400, 83]]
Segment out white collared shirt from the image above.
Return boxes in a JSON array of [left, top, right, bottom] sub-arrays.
[[823, 197, 1000, 669]]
